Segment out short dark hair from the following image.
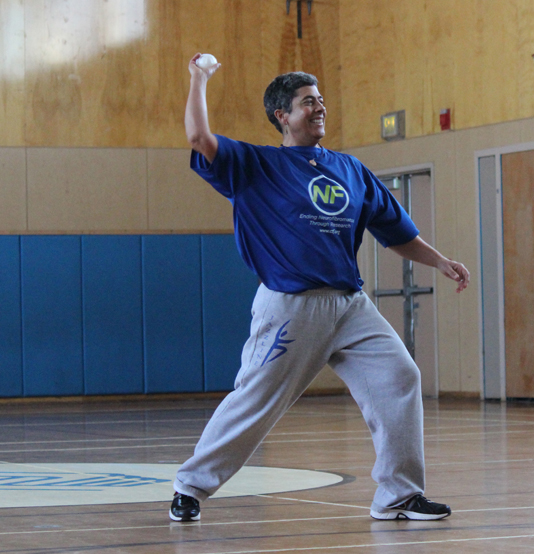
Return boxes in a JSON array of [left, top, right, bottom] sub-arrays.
[[263, 72, 318, 133]]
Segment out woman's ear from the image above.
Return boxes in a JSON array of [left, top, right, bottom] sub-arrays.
[[274, 109, 287, 126]]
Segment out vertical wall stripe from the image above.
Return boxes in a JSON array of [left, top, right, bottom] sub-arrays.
[[21, 236, 83, 397], [199, 235, 205, 393], [142, 235, 203, 393], [0, 236, 23, 397], [201, 235, 259, 392], [82, 236, 144, 395]]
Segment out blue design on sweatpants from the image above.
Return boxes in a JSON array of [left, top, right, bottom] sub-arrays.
[[261, 320, 295, 366]]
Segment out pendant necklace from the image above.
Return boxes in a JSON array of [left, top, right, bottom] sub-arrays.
[[308, 144, 324, 166]]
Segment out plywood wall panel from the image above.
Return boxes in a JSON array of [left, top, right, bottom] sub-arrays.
[[340, 0, 396, 146], [211, 0, 264, 144], [3, 1, 534, 149], [147, 148, 233, 232], [26, 148, 148, 232], [517, 0, 534, 116], [453, 1, 518, 130], [171, 0, 227, 146], [0, 1, 25, 146], [25, 0, 149, 147], [25, 0, 86, 146], [392, 1, 429, 138], [302, 0, 341, 150], [450, 1, 483, 131], [261, 0, 296, 147], [421, 0, 456, 134], [99, 46, 147, 147], [0, 148, 27, 231], [145, 0, 192, 148], [341, 0, 534, 147], [260, 0, 341, 149]]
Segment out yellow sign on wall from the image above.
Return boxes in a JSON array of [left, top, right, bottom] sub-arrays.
[[381, 110, 405, 141]]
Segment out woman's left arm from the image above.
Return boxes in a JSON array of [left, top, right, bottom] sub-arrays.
[[389, 236, 470, 293]]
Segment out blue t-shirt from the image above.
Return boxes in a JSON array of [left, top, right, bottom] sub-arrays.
[[191, 135, 419, 293]]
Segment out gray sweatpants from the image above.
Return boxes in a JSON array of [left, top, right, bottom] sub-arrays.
[[174, 285, 425, 512]]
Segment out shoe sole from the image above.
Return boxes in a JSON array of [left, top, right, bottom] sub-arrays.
[[370, 509, 450, 521], [168, 509, 201, 522]]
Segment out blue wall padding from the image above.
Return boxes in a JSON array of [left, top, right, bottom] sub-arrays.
[[201, 235, 259, 392], [0, 234, 258, 398], [0, 236, 23, 397], [82, 236, 144, 395], [142, 235, 203, 393], [21, 236, 84, 396]]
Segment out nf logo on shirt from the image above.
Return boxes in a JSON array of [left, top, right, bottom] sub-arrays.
[[308, 175, 349, 215]]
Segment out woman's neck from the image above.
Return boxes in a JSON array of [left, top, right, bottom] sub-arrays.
[[281, 138, 321, 148]]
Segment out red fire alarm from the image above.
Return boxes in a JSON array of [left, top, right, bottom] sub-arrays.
[[440, 109, 451, 131]]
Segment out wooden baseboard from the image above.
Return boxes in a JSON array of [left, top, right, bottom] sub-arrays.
[[0, 388, 350, 406], [302, 388, 350, 397], [438, 391, 481, 400], [2, 389, 485, 406], [0, 392, 228, 406]]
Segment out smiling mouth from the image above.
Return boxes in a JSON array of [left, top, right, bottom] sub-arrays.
[[310, 118, 324, 125]]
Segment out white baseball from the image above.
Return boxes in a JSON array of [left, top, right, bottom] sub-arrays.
[[196, 53, 218, 70]]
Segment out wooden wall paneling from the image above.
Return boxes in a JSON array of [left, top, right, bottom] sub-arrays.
[[82, 236, 144, 395], [142, 235, 203, 393], [21, 236, 84, 397], [0, 148, 27, 232], [79, 7, 145, 148], [145, 0, 187, 148], [0, 1, 25, 146], [201, 235, 259, 392], [425, 0, 456, 134], [0, 236, 22, 397], [175, 0, 266, 147], [261, 0, 341, 150], [502, 150, 534, 398], [516, 0, 534, 119], [147, 148, 234, 232], [98, 44, 147, 148], [261, 0, 293, 147], [272, 0, 300, 77], [451, 1, 519, 132], [11, 1, 534, 151], [340, 0, 396, 147], [26, 148, 148, 232], [301, 0, 341, 150], [338, 0, 534, 148], [392, 0, 429, 139], [215, 0, 264, 145], [25, 0, 148, 147], [451, 1, 484, 131], [175, 0, 229, 145], [97, 0, 148, 147], [24, 0, 85, 146], [477, 2, 518, 126]]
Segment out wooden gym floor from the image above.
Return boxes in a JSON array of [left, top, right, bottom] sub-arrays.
[[1, 395, 534, 553]]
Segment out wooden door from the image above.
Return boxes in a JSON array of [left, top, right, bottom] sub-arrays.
[[502, 150, 534, 398]]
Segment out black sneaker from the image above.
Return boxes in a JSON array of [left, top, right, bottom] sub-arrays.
[[370, 494, 451, 520], [169, 493, 201, 521]]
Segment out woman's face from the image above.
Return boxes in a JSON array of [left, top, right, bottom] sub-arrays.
[[277, 85, 327, 146]]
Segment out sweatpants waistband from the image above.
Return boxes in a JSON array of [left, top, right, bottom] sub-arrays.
[[260, 283, 362, 297], [299, 287, 361, 297]]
